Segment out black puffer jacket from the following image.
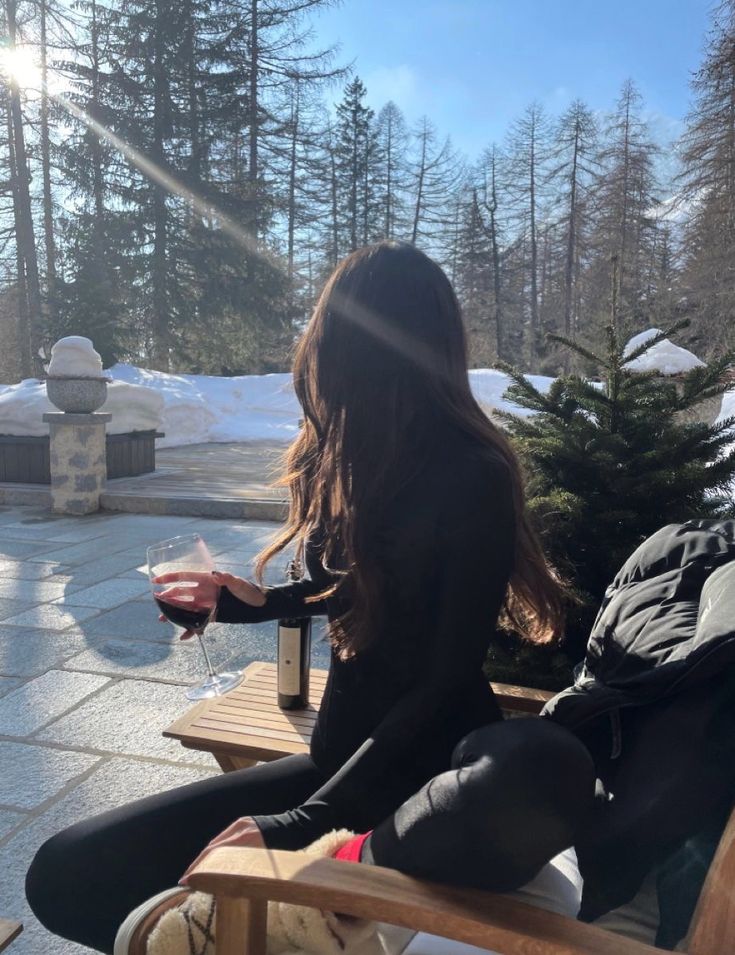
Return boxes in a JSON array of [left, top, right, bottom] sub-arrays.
[[542, 520, 735, 946]]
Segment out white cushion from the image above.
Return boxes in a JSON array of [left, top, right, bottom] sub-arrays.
[[378, 848, 582, 955]]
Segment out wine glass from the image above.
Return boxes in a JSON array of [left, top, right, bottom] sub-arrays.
[[147, 533, 243, 700]]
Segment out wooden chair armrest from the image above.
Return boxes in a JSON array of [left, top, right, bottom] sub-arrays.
[[187, 847, 664, 955]]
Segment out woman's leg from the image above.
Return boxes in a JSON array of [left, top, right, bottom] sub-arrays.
[[362, 717, 595, 893], [26, 754, 325, 954]]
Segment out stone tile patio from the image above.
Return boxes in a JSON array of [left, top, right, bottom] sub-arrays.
[[0, 505, 330, 954]]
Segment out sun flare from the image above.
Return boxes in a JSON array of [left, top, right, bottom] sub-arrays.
[[0, 45, 42, 91]]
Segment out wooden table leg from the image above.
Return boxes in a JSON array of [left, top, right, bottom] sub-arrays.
[[214, 753, 258, 773]]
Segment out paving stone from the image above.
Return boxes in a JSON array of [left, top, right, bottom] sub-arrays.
[[0, 742, 100, 810], [0, 578, 76, 603], [0, 598, 36, 621], [0, 756, 216, 955], [53, 578, 151, 609], [0, 559, 70, 580], [0, 670, 109, 736], [2, 603, 102, 631], [0, 538, 51, 559], [0, 808, 26, 840], [78, 599, 177, 642], [0, 676, 25, 697], [0, 629, 89, 677], [38, 679, 217, 763], [55, 552, 148, 588], [63, 621, 274, 683], [19, 520, 126, 543], [26, 535, 144, 566]]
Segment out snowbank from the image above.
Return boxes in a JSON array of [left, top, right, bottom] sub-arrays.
[[716, 390, 735, 430], [623, 329, 705, 375], [108, 364, 300, 447], [0, 332, 719, 451], [106, 365, 556, 448], [0, 378, 163, 436]]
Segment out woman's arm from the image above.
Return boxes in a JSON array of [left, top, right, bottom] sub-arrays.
[[216, 576, 329, 623], [255, 453, 516, 848]]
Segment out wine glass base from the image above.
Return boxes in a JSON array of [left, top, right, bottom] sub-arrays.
[[186, 670, 243, 700]]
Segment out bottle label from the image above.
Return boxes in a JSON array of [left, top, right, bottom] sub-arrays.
[[278, 626, 302, 697]]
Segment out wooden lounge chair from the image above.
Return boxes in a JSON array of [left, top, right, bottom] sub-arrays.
[[183, 800, 734, 955], [165, 663, 734, 954]]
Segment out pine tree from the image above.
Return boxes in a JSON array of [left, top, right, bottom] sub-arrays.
[[677, 0, 735, 355], [498, 321, 735, 655], [374, 100, 409, 240], [587, 80, 660, 342], [548, 99, 599, 344], [335, 77, 377, 252], [502, 103, 551, 368], [453, 186, 495, 365], [408, 116, 463, 250]]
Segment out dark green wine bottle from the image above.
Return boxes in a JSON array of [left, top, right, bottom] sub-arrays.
[[277, 559, 311, 709]]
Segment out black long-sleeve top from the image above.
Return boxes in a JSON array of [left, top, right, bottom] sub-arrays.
[[216, 429, 516, 849]]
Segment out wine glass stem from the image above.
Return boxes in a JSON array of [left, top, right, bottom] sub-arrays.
[[196, 632, 217, 678]]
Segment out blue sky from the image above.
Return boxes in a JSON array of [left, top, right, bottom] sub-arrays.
[[312, 0, 716, 160]]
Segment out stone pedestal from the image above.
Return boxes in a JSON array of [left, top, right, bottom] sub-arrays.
[[42, 413, 111, 515]]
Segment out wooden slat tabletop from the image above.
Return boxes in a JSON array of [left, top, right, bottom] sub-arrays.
[[0, 920, 22, 953], [164, 662, 325, 763]]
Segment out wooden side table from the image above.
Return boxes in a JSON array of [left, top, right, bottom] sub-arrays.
[[164, 661, 553, 772], [0, 920, 22, 952], [164, 662, 326, 771]]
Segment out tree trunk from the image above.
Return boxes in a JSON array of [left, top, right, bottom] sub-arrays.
[[7, 0, 43, 374], [39, 0, 57, 330], [563, 122, 579, 340], [151, 0, 169, 369], [411, 127, 427, 245], [528, 120, 538, 366], [287, 85, 299, 283], [6, 97, 31, 378], [328, 124, 339, 267], [248, 0, 259, 238], [350, 105, 358, 250]]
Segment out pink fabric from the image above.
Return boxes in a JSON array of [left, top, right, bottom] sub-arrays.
[[334, 831, 372, 863]]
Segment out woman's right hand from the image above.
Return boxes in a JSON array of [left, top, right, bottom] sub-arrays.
[[154, 570, 266, 640]]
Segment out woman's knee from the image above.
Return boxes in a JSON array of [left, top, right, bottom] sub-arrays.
[[26, 830, 73, 928], [451, 717, 596, 823]]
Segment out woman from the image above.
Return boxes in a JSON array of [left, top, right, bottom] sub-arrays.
[[26, 242, 594, 954]]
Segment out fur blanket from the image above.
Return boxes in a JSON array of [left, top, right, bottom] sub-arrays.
[[146, 830, 389, 955]]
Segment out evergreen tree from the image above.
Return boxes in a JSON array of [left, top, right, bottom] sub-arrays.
[[373, 100, 409, 240], [479, 144, 509, 361], [408, 116, 463, 251], [453, 185, 495, 365], [334, 77, 377, 252], [499, 321, 735, 655], [548, 99, 599, 345], [587, 80, 660, 342], [677, 0, 735, 355], [502, 102, 551, 367]]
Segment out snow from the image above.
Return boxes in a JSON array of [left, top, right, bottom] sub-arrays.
[[108, 364, 301, 447], [0, 364, 557, 447], [623, 329, 706, 375], [0, 378, 163, 436], [46, 335, 104, 378], [0, 331, 721, 455], [717, 390, 735, 428]]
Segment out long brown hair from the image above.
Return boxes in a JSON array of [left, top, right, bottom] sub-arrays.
[[256, 242, 565, 657]]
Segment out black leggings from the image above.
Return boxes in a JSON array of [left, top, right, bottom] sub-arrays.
[[26, 718, 594, 954]]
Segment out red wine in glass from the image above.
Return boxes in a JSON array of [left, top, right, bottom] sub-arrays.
[[153, 597, 211, 633], [147, 533, 243, 700]]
